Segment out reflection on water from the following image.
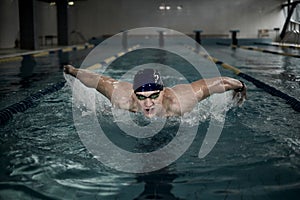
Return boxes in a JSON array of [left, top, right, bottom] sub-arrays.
[[134, 169, 180, 200], [18, 55, 37, 88], [19, 55, 36, 78], [59, 51, 69, 67]]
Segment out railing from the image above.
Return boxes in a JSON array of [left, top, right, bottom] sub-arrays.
[[289, 19, 300, 32], [281, 20, 300, 44]]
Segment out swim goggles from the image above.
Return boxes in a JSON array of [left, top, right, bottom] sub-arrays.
[[135, 91, 161, 100]]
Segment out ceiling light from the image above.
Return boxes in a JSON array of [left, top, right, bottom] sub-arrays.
[[177, 5, 183, 10], [159, 5, 165, 10]]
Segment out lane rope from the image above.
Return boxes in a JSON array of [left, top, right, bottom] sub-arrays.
[[232, 44, 300, 58], [254, 42, 300, 50], [0, 81, 66, 125], [216, 42, 300, 58], [187, 46, 300, 113], [0, 44, 95, 64]]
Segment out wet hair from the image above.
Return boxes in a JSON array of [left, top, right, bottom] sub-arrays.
[[133, 69, 164, 93]]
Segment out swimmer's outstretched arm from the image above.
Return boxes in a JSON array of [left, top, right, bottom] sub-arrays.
[[190, 77, 247, 104], [63, 65, 120, 100]]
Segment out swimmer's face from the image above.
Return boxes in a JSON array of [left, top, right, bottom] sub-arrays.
[[135, 90, 164, 117]]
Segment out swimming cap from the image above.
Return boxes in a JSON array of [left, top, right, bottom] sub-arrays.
[[133, 69, 164, 93]]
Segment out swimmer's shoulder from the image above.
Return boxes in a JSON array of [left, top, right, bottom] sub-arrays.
[[162, 88, 182, 116], [111, 82, 134, 109]]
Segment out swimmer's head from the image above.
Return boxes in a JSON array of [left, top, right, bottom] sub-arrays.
[[133, 69, 164, 93]]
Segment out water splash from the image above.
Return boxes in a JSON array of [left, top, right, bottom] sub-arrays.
[[64, 73, 238, 127]]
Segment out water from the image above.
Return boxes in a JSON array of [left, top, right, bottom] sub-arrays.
[[0, 44, 299, 199], [0, 49, 90, 110]]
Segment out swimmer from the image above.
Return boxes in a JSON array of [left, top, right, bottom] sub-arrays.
[[64, 65, 247, 117]]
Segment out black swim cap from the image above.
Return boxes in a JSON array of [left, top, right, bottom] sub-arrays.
[[133, 69, 164, 93]]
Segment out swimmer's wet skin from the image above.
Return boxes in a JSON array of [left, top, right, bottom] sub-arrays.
[[64, 65, 247, 117]]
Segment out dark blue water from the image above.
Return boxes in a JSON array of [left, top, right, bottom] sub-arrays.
[[0, 45, 299, 199], [0, 49, 90, 110]]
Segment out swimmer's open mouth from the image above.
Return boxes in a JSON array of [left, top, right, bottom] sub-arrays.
[[145, 108, 153, 113]]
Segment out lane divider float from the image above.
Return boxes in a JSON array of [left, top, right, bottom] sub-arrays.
[[0, 81, 66, 126], [232, 45, 300, 58], [254, 42, 300, 50], [0, 44, 95, 64], [86, 44, 140, 70]]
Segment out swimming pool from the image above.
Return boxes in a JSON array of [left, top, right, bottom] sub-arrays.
[[0, 41, 299, 200]]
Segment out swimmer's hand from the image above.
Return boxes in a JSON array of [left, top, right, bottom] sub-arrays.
[[232, 81, 247, 106], [63, 65, 76, 77]]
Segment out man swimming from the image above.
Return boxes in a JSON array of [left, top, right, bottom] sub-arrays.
[[64, 65, 247, 117]]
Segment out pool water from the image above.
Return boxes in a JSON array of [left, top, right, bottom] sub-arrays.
[[0, 44, 299, 200], [0, 49, 91, 110]]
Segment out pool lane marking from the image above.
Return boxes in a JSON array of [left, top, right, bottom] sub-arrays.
[[86, 63, 103, 70], [117, 52, 125, 57], [0, 81, 66, 125], [104, 56, 117, 64], [187, 46, 300, 113], [213, 59, 241, 75], [231, 45, 300, 58], [0, 44, 95, 63], [0, 56, 23, 63], [33, 51, 50, 57], [186, 46, 241, 75], [62, 47, 74, 52], [85, 45, 140, 70], [272, 42, 300, 49], [254, 42, 300, 49]]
